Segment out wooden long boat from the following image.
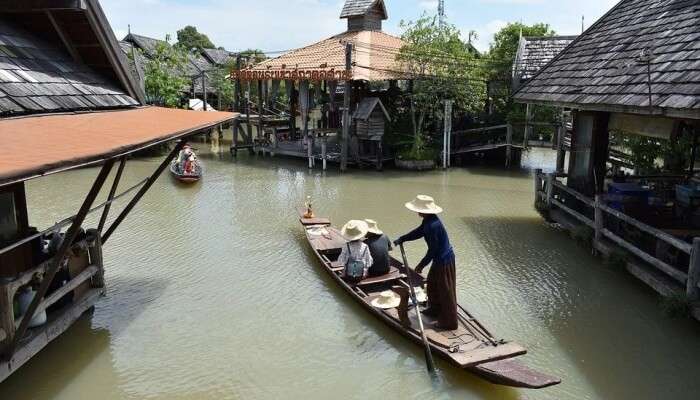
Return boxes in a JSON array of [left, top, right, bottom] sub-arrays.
[[298, 210, 560, 389], [169, 160, 202, 183]]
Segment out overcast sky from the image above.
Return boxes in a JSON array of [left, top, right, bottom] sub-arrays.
[[102, 0, 619, 53]]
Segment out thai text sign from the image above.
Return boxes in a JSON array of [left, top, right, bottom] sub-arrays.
[[230, 69, 352, 81]]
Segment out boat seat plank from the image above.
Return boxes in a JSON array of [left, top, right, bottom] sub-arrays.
[[451, 342, 526, 367], [356, 267, 402, 286], [475, 359, 562, 389]]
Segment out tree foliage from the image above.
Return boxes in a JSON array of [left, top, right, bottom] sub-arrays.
[[175, 25, 216, 52], [397, 15, 485, 159], [209, 60, 236, 110], [143, 37, 189, 108], [486, 22, 555, 122]]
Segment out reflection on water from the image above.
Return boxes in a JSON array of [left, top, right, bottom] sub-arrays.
[[1, 142, 700, 400]]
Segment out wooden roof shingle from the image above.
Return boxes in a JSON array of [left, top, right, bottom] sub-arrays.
[[512, 35, 577, 91], [0, 17, 139, 116], [514, 0, 700, 119], [340, 0, 387, 19]]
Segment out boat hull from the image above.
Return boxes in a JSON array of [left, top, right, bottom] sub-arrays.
[[299, 212, 560, 389]]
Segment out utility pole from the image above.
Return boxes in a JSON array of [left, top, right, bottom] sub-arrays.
[[340, 43, 352, 172], [438, 0, 445, 27]]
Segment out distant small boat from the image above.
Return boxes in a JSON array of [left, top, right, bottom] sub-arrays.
[[170, 158, 202, 183]]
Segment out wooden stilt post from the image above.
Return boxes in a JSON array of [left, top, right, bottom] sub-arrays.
[[322, 136, 327, 171], [0, 284, 14, 354], [341, 43, 352, 172], [102, 141, 186, 244], [524, 103, 533, 148], [232, 119, 239, 157], [257, 79, 264, 153], [594, 194, 604, 246], [202, 72, 208, 111], [546, 173, 554, 208], [376, 141, 383, 171], [556, 110, 566, 174], [505, 124, 513, 168], [687, 238, 700, 300], [534, 169, 543, 203], [87, 229, 105, 288], [10, 159, 115, 356]]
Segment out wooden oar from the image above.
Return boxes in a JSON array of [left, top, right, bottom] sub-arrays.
[[399, 243, 436, 373]]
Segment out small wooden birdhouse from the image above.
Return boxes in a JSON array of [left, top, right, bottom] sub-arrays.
[[353, 97, 390, 140]]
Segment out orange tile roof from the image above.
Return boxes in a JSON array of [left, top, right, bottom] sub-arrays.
[[247, 30, 408, 81], [0, 107, 237, 185]]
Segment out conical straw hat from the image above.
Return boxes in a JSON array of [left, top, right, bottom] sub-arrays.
[[371, 290, 401, 309], [341, 220, 369, 241], [364, 219, 383, 235], [405, 195, 443, 214]]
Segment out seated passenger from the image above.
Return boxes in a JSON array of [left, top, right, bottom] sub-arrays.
[[364, 219, 392, 277], [338, 220, 373, 282]]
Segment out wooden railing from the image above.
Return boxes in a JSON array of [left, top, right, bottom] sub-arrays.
[[535, 170, 700, 299], [0, 230, 104, 355]]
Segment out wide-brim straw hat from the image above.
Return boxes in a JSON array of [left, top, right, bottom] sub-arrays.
[[405, 195, 443, 214], [364, 219, 383, 235], [341, 220, 369, 241], [413, 286, 428, 303], [371, 290, 401, 309]]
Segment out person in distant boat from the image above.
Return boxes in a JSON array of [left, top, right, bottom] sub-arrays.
[[394, 195, 457, 330], [177, 145, 194, 172], [364, 219, 392, 277], [338, 220, 373, 283]]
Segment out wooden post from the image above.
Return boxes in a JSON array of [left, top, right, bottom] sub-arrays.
[[556, 114, 566, 174], [534, 169, 543, 202], [232, 119, 239, 157], [87, 229, 105, 288], [687, 238, 700, 300], [341, 43, 352, 172], [376, 141, 383, 171], [524, 103, 533, 148], [257, 79, 264, 142], [594, 194, 603, 245], [0, 284, 13, 354], [287, 80, 296, 138], [234, 55, 242, 112], [505, 124, 513, 168], [546, 173, 554, 208], [307, 132, 313, 169], [202, 72, 208, 111], [446, 100, 453, 168], [321, 136, 327, 171]]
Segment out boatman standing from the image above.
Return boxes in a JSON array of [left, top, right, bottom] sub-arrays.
[[394, 195, 457, 330]]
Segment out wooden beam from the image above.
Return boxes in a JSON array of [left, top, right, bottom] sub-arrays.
[[1, 0, 84, 12], [9, 160, 114, 357], [102, 141, 185, 244], [46, 10, 83, 64], [98, 156, 126, 233], [687, 238, 700, 300]]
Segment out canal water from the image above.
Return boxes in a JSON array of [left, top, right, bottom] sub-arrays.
[[1, 140, 699, 400]]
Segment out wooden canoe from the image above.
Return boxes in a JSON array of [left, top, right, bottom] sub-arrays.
[[298, 210, 560, 389], [169, 160, 202, 183]]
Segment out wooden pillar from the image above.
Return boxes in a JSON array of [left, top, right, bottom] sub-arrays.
[[0, 284, 13, 355], [524, 103, 533, 148], [287, 80, 296, 138], [376, 141, 383, 171], [232, 119, 239, 157], [568, 110, 610, 196], [594, 194, 604, 245], [341, 43, 353, 172], [257, 80, 264, 142], [234, 55, 242, 112], [505, 124, 513, 168], [202, 73, 208, 111], [687, 238, 700, 300], [321, 137, 327, 171], [534, 168, 543, 203], [556, 110, 566, 174], [87, 229, 105, 288], [546, 173, 554, 208]]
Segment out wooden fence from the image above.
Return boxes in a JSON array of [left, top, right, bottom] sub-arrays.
[[534, 170, 700, 299]]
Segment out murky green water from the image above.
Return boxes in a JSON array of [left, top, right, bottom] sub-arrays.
[[1, 139, 699, 400]]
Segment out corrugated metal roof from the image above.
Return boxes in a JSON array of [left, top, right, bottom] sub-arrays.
[[0, 17, 139, 116], [514, 0, 700, 119], [0, 106, 237, 186]]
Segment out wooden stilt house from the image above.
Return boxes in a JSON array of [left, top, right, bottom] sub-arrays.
[[0, 0, 237, 382], [234, 0, 411, 170], [514, 0, 700, 319]]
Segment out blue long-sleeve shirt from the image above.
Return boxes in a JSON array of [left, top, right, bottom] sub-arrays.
[[398, 215, 454, 269]]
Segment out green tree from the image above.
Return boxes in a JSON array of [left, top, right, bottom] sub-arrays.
[[397, 15, 485, 159], [486, 22, 555, 122], [210, 61, 235, 110], [143, 37, 188, 107], [175, 26, 216, 52]]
